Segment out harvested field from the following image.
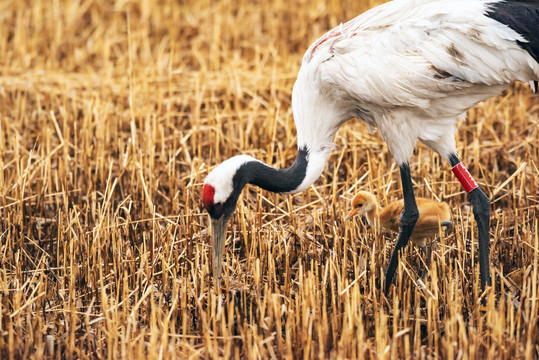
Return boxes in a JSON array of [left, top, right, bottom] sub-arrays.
[[0, 0, 538, 358]]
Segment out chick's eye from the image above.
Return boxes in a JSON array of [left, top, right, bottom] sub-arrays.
[[357, 203, 363, 208]]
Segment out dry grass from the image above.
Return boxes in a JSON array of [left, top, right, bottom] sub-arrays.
[[0, 0, 538, 358]]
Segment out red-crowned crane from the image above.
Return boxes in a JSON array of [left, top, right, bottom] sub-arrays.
[[202, 0, 539, 294]]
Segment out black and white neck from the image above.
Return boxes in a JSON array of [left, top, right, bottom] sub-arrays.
[[202, 144, 333, 219]]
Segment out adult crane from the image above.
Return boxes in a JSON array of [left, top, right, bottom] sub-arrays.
[[202, 0, 539, 294]]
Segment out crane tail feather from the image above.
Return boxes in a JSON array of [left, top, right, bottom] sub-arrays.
[[486, 1, 539, 65]]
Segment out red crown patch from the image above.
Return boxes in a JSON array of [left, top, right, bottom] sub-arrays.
[[202, 184, 215, 209]]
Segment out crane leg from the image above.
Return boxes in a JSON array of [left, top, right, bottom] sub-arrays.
[[448, 154, 491, 289], [384, 162, 419, 295]]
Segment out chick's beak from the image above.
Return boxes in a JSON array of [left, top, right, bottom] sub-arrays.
[[211, 217, 227, 285], [344, 208, 358, 221]]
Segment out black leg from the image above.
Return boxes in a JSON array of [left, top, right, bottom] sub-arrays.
[[384, 163, 420, 295], [469, 188, 491, 289], [448, 154, 491, 289]]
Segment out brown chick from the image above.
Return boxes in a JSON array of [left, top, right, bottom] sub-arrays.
[[345, 191, 452, 248]]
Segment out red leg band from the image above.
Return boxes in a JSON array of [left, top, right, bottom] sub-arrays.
[[452, 163, 478, 193]]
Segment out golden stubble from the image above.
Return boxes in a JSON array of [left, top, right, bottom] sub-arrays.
[[0, 0, 537, 359]]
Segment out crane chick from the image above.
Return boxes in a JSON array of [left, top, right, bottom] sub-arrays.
[[346, 191, 452, 281], [346, 191, 452, 248]]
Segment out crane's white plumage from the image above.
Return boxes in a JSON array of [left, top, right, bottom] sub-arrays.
[[294, 146, 333, 192], [204, 0, 538, 288], [292, 0, 539, 164]]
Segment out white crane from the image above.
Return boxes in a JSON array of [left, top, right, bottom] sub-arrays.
[[202, 0, 539, 294]]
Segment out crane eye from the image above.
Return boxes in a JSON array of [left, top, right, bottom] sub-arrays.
[[357, 203, 363, 207], [210, 202, 225, 219]]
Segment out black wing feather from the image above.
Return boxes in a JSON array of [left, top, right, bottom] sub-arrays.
[[486, 0, 539, 65]]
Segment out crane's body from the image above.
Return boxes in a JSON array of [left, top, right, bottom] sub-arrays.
[[203, 0, 539, 292], [294, 0, 538, 164]]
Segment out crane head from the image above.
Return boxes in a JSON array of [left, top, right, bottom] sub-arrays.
[[345, 191, 377, 220], [202, 182, 230, 285], [202, 155, 254, 284]]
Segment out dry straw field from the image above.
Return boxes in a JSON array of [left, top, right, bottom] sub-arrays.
[[1, 0, 538, 358]]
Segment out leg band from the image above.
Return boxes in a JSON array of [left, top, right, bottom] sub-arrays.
[[452, 163, 478, 193]]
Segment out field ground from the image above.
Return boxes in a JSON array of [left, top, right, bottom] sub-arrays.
[[0, 0, 538, 358]]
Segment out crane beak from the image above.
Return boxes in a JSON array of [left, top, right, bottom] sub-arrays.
[[344, 208, 358, 221], [211, 217, 227, 286]]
